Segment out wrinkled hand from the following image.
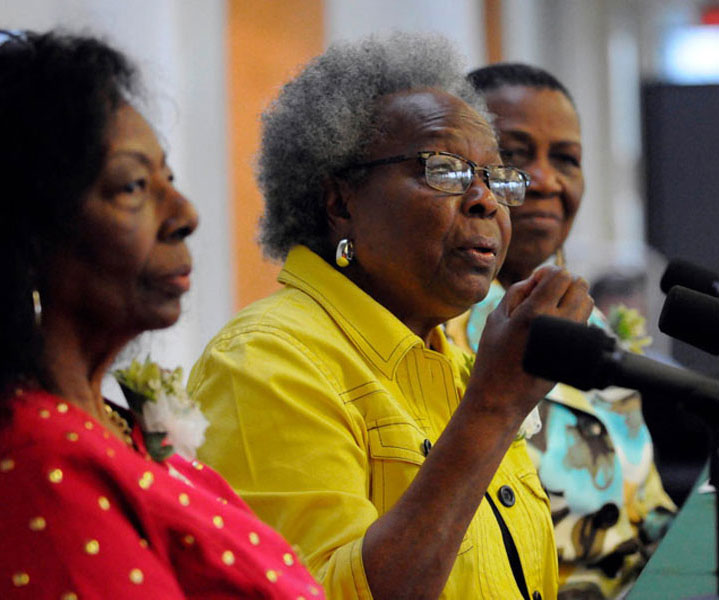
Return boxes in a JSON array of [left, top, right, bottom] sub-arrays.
[[467, 266, 594, 427]]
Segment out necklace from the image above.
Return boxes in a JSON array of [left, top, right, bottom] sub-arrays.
[[103, 403, 134, 448]]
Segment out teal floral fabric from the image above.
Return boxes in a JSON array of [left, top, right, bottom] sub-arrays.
[[448, 280, 676, 599]]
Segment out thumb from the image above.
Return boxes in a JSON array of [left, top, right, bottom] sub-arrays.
[[502, 269, 545, 316]]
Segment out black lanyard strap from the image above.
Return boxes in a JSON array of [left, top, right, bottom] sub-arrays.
[[485, 492, 532, 600]]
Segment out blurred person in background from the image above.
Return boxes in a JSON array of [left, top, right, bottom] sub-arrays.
[[446, 63, 675, 599], [591, 269, 709, 507]]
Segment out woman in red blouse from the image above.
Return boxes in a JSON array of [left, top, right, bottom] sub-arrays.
[[0, 30, 323, 599]]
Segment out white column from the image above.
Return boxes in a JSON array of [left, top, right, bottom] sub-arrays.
[[325, 0, 486, 67], [1, 0, 233, 382]]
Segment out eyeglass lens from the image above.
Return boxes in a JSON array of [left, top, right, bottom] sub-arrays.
[[424, 154, 526, 206]]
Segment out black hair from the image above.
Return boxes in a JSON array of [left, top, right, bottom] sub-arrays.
[[0, 30, 137, 392], [467, 62, 575, 106]]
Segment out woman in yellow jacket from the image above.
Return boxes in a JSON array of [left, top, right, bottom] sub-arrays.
[[190, 33, 593, 599]]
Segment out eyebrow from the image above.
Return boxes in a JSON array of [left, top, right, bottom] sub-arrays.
[[107, 150, 167, 168], [501, 130, 581, 148]]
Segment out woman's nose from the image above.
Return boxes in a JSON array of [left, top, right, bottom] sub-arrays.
[[461, 175, 499, 217], [160, 188, 199, 242], [526, 156, 562, 197]]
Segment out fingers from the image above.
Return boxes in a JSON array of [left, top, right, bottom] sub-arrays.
[[557, 276, 594, 322], [502, 271, 541, 316], [506, 266, 593, 322]]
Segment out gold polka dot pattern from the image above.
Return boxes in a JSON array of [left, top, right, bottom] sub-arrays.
[[129, 568, 144, 584], [48, 468, 63, 483], [39, 409, 50, 419], [309, 585, 320, 596], [4, 391, 327, 598], [138, 471, 154, 490]]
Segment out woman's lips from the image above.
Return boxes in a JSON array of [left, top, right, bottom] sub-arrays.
[[155, 268, 192, 294], [456, 245, 497, 268], [512, 211, 562, 228]]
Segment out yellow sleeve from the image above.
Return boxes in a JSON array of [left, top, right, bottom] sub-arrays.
[[188, 326, 375, 600]]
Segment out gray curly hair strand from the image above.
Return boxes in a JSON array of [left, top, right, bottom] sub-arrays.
[[257, 32, 491, 260]]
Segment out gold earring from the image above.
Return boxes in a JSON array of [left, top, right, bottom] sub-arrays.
[[32, 289, 42, 327], [335, 239, 354, 268]]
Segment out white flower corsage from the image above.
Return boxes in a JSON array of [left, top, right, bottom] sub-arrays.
[[518, 406, 542, 440], [608, 304, 652, 354], [114, 358, 209, 462]]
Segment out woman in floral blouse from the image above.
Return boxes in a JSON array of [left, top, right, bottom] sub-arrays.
[[446, 62, 675, 599]]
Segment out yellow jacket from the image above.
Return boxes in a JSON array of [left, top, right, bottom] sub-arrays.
[[189, 245, 558, 599]]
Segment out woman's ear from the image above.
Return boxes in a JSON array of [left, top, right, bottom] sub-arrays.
[[323, 176, 352, 235]]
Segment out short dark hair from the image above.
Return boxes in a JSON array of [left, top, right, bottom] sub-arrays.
[[0, 30, 137, 391], [467, 62, 574, 106]]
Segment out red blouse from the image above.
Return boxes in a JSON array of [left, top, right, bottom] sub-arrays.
[[0, 388, 325, 599]]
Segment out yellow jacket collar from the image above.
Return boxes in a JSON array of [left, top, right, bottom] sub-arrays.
[[278, 245, 429, 379]]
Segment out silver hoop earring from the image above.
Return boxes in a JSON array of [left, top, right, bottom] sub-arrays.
[[32, 289, 42, 327], [335, 238, 354, 268]]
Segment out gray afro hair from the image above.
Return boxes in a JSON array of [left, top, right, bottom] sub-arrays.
[[257, 31, 490, 260]]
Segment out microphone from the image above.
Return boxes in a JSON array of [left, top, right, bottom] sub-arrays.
[[523, 315, 719, 404], [660, 258, 719, 297], [659, 286, 719, 355]]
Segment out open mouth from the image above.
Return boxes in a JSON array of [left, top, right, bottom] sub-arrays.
[[457, 238, 498, 267]]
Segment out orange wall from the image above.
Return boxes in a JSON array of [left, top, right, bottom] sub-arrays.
[[227, 0, 324, 309]]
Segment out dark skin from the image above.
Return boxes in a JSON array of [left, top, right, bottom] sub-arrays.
[[325, 89, 593, 599], [40, 104, 198, 441], [484, 86, 584, 288]]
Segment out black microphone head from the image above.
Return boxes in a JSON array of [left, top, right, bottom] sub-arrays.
[[660, 258, 719, 296], [523, 315, 616, 390], [659, 286, 719, 355]]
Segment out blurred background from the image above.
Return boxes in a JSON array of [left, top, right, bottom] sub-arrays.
[[3, 0, 719, 501]]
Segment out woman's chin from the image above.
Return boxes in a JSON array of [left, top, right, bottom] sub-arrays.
[[137, 301, 183, 333]]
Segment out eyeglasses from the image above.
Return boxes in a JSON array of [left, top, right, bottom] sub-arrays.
[[349, 150, 530, 206]]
